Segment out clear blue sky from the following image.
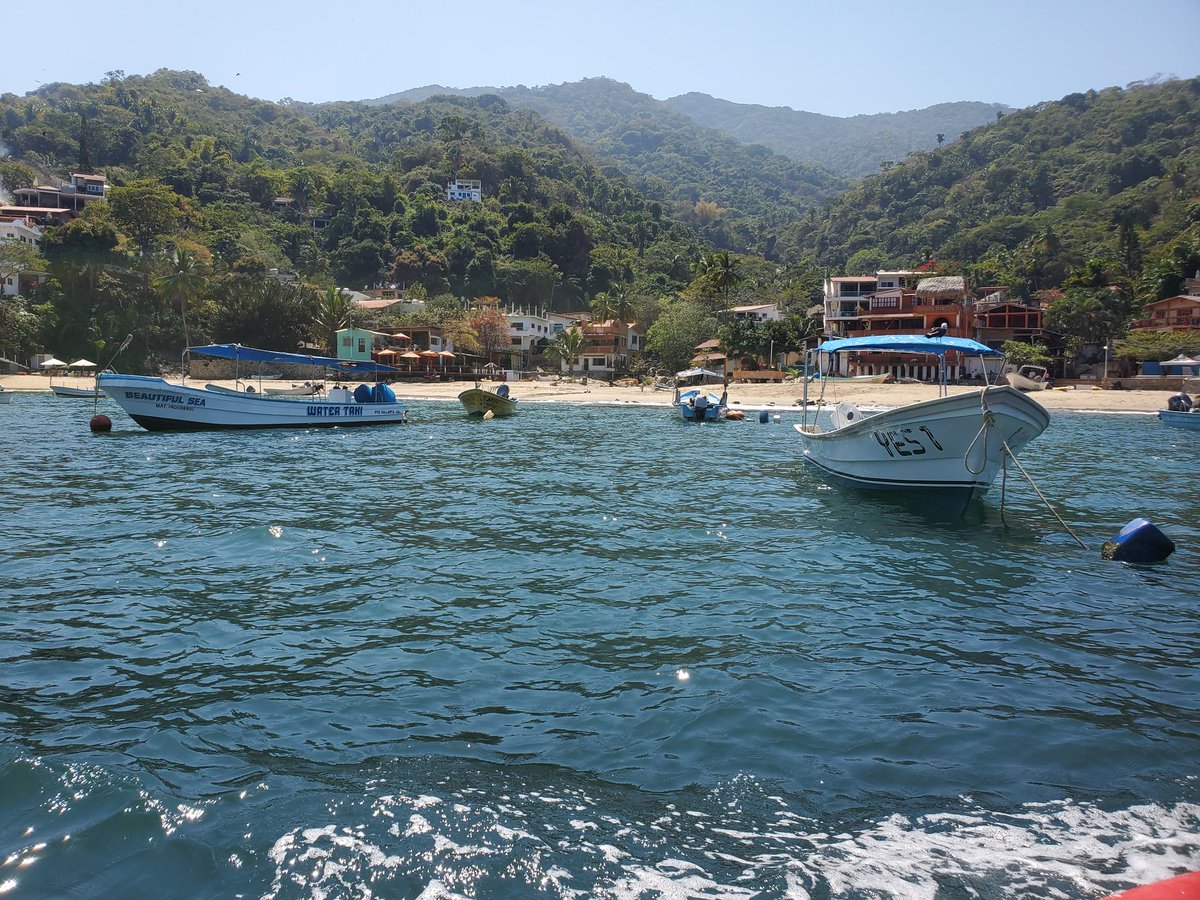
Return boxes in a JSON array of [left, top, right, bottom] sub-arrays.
[[10, 0, 1200, 117]]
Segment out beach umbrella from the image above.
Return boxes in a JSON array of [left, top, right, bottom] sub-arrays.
[[399, 351, 421, 360], [69, 358, 96, 368], [437, 350, 456, 358], [375, 348, 398, 357], [1161, 354, 1200, 367], [391, 332, 410, 340], [40, 357, 67, 368], [417, 350, 439, 358]]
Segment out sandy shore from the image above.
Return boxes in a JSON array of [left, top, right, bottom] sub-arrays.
[[2, 373, 1169, 413]]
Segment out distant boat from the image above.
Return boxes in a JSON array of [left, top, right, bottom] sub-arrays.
[[51, 385, 103, 399], [1159, 397, 1200, 431], [458, 383, 518, 417], [794, 335, 1049, 513], [263, 382, 323, 396], [1006, 364, 1050, 391], [673, 367, 727, 422], [676, 387, 726, 422], [99, 344, 407, 431], [806, 372, 894, 384]]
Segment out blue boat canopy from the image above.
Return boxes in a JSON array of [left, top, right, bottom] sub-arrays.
[[188, 343, 399, 373], [818, 335, 1002, 357]]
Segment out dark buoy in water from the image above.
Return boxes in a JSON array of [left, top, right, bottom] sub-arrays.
[[758, 410, 769, 424], [90, 414, 113, 433], [1101, 518, 1175, 563]]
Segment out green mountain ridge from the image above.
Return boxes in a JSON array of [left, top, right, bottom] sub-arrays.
[[663, 92, 1011, 179], [780, 78, 1200, 292], [369, 77, 846, 258]]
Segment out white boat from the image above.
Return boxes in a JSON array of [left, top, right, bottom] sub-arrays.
[[458, 384, 518, 417], [98, 344, 407, 431], [806, 372, 894, 384], [794, 335, 1050, 512], [51, 385, 103, 399], [1006, 364, 1050, 391], [263, 382, 323, 396]]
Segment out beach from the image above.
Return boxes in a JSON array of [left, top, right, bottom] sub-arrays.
[[2, 372, 1168, 413]]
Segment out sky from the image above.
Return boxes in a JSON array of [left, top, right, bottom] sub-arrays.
[[8, 0, 1200, 117]]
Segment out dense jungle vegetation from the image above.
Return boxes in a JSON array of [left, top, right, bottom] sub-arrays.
[[664, 93, 1010, 179], [1, 71, 1198, 371]]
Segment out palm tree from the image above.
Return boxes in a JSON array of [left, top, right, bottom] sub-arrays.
[[590, 292, 616, 323], [608, 286, 635, 324], [313, 286, 352, 355], [551, 325, 586, 374], [152, 247, 206, 351]]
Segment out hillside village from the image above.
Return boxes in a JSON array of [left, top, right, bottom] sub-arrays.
[[1, 73, 1198, 384]]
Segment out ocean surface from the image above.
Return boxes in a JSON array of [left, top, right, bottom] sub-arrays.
[[1, 391, 1198, 899]]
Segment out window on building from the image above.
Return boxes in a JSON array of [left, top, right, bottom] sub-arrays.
[[358, 339, 366, 353]]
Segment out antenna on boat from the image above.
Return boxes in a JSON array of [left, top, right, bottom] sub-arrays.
[[94, 333, 133, 414]]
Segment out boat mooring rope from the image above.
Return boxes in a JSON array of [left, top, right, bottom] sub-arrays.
[[973, 393, 1087, 549], [999, 438, 1088, 549]]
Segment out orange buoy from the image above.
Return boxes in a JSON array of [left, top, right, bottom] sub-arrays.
[[89, 414, 112, 433]]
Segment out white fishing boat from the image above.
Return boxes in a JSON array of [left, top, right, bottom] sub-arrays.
[[458, 383, 518, 417], [263, 382, 323, 396], [794, 335, 1049, 512], [806, 372, 894, 384], [1006, 364, 1050, 391], [51, 385, 103, 399], [98, 344, 407, 431], [50, 358, 102, 398]]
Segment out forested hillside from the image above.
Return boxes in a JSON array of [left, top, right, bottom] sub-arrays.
[[663, 93, 1010, 179], [780, 78, 1200, 291], [0, 70, 762, 368], [1, 70, 1198, 374], [369, 77, 846, 256]]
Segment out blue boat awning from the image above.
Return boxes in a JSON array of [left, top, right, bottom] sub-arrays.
[[188, 344, 399, 373], [818, 335, 1002, 356]]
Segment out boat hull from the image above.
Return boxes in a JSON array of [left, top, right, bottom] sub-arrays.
[[51, 385, 102, 399], [458, 388, 518, 417], [794, 386, 1049, 509], [1159, 408, 1200, 431], [99, 374, 408, 431], [1006, 366, 1050, 391], [677, 389, 724, 422]]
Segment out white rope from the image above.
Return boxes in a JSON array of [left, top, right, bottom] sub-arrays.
[[1000, 439, 1088, 550]]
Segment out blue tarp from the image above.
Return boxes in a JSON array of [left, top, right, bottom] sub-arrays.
[[817, 335, 1002, 356], [188, 344, 399, 373]]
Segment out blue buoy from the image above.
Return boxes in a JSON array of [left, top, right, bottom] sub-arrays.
[[1101, 518, 1175, 563], [758, 410, 769, 424]]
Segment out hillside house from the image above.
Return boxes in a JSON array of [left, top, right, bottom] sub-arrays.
[[446, 179, 482, 202], [0, 214, 46, 297], [13, 173, 108, 214]]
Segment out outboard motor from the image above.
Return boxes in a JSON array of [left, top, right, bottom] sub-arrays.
[[1167, 392, 1193, 412]]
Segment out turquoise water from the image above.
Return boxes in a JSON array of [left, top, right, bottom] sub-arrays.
[[2, 392, 1198, 898]]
